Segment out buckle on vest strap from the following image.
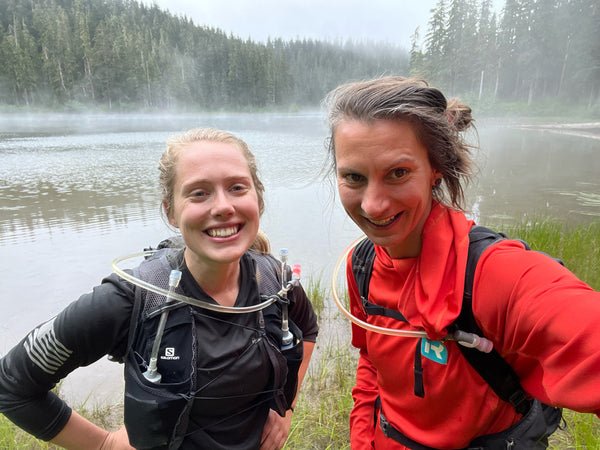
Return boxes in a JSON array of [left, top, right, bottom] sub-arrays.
[[508, 390, 531, 415]]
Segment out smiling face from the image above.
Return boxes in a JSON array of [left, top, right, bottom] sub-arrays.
[[335, 119, 439, 259], [166, 140, 260, 270]]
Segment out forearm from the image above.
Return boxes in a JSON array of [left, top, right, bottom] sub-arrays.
[[260, 342, 314, 449], [291, 341, 314, 410], [50, 411, 109, 450], [350, 349, 379, 448], [475, 244, 600, 412]]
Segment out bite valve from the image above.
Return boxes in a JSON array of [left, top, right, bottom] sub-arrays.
[[452, 330, 494, 353]]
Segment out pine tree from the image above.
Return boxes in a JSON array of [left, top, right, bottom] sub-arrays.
[[424, 0, 448, 84]]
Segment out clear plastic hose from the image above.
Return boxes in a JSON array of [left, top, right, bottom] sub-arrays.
[[112, 250, 277, 314], [279, 248, 294, 349], [331, 236, 429, 339], [144, 269, 182, 383], [330, 236, 494, 353]]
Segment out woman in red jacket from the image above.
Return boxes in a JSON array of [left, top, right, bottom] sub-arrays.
[[323, 76, 600, 449]]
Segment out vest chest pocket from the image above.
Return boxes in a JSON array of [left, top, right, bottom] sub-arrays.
[[137, 307, 194, 385]]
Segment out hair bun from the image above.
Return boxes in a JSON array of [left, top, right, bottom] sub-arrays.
[[446, 98, 473, 132]]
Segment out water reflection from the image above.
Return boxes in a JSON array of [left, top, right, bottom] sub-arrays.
[[0, 181, 160, 244], [1, 130, 165, 245]]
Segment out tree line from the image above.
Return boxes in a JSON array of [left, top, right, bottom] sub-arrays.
[[1, 0, 597, 112], [410, 0, 599, 108], [0, 0, 407, 110]]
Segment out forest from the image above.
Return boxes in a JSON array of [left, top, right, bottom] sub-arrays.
[[410, 0, 599, 111], [0, 0, 598, 113]]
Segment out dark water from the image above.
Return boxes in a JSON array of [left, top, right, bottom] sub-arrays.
[[1, 113, 598, 404]]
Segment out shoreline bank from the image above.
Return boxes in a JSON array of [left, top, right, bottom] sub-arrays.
[[517, 122, 600, 140]]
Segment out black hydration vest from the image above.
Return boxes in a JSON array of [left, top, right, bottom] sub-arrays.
[[351, 226, 563, 450], [122, 245, 303, 450]]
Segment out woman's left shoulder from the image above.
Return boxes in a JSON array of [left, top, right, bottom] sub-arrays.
[[473, 238, 596, 316], [477, 238, 568, 281], [247, 250, 280, 267]]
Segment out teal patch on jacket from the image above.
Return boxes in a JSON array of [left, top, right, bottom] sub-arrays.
[[421, 339, 447, 364]]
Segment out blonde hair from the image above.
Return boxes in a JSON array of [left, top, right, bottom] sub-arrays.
[[250, 229, 272, 254]]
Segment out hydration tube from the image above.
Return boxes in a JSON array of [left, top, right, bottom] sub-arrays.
[[279, 248, 300, 349], [144, 269, 182, 383], [111, 250, 278, 314], [330, 236, 494, 353], [331, 237, 428, 339]]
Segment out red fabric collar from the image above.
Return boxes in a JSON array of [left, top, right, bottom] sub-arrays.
[[375, 202, 474, 340]]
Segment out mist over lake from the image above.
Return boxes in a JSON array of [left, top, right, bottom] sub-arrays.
[[1, 112, 599, 404]]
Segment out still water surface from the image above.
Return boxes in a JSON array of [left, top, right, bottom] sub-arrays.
[[1, 113, 599, 404]]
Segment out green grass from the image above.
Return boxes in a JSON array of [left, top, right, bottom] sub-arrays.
[[494, 219, 600, 291], [305, 272, 328, 321], [550, 410, 600, 449], [2, 219, 599, 448], [284, 336, 356, 449]]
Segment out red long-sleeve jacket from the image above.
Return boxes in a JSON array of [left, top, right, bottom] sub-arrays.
[[348, 208, 600, 449]]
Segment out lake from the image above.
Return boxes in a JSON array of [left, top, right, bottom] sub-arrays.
[[1, 112, 599, 404]]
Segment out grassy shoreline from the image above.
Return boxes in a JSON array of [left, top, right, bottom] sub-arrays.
[[2, 219, 599, 448]]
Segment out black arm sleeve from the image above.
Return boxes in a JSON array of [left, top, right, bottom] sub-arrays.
[[289, 284, 319, 343], [0, 273, 134, 441]]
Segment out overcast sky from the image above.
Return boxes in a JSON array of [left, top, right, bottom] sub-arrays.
[[143, 0, 447, 49]]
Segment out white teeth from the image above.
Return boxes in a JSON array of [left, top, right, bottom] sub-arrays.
[[207, 226, 238, 237], [369, 216, 396, 226]]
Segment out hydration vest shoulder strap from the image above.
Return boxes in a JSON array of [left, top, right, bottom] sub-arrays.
[[128, 266, 144, 353], [352, 239, 408, 321], [126, 249, 180, 355], [351, 238, 377, 300], [350, 227, 533, 414], [455, 225, 531, 415], [251, 251, 284, 296]]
